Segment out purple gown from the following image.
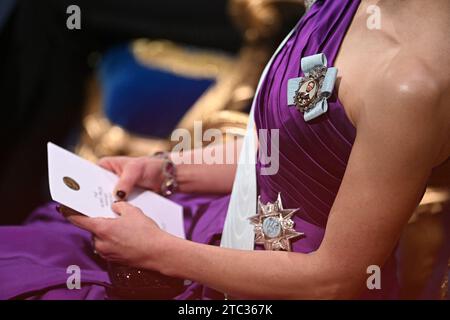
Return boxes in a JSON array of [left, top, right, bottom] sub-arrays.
[[0, 0, 402, 299]]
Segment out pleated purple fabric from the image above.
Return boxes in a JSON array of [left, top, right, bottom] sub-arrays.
[[256, 0, 359, 228], [0, 0, 400, 299]]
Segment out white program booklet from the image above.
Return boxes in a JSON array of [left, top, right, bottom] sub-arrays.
[[47, 142, 185, 239]]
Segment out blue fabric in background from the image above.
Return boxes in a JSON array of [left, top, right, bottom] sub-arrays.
[[98, 44, 214, 138], [0, 0, 16, 31]]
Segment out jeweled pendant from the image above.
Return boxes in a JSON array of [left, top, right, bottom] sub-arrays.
[[287, 53, 338, 122], [293, 66, 326, 113]]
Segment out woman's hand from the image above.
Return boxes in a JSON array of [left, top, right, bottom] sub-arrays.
[[61, 202, 170, 270], [98, 156, 164, 200]]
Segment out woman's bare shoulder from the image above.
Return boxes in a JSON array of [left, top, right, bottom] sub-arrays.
[[338, 0, 450, 168], [354, 52, 450, 166]]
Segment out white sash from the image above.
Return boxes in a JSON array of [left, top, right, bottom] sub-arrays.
[[220, 23, 300, 250]]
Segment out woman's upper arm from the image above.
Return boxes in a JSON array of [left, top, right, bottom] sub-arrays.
[[314, 65, 448, 292]]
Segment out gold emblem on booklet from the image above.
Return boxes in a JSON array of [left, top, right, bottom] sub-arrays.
[[63, 176, 80, 191]]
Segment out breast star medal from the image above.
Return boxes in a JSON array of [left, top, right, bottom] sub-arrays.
[[287, 53, 338, 122], [248, 193, 304, 251]]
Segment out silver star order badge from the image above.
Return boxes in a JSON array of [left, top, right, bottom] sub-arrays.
[[248, 193, 304, 251]]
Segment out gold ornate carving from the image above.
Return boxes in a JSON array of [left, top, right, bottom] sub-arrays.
[[132, 39, 235, 79]]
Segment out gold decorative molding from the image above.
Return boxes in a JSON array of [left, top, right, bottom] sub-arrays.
[[174, 46, 269, 136], [131, 39, 235, 79]]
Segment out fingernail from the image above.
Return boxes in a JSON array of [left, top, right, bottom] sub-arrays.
[[113, 199, 124, 203], [116, 190, 126, 199]]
